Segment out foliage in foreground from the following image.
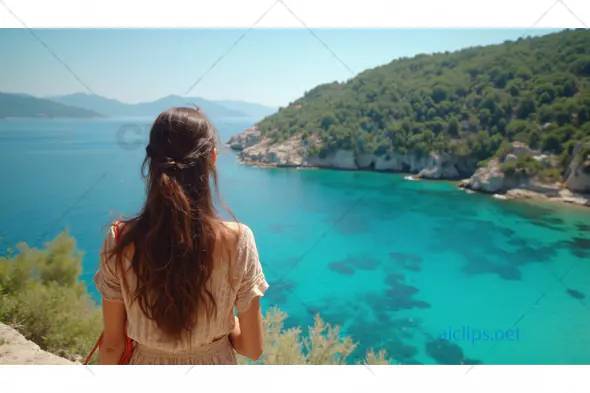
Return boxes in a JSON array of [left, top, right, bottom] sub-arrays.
[[0, 231, 392, 365], [0, 231, 101, 361]]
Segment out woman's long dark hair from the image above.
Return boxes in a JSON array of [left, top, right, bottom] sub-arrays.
[[107, 107, 235, 340]]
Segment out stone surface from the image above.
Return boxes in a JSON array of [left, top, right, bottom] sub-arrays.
[[565, 142, 590, 193], [305, 149, 357, 170], [0, 323, 74, 365], [505, 189, 548, 200], [465, 159, 506, 193], [227, 126, 261, 151], [240, 136, 304, 167]]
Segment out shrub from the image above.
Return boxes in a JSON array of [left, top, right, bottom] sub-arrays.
[[238, 307, 392, 365], [1, 231, 393, 366], [537, 168, 563, 183], [0, 231, 102, 362], [500, 154, 545, 177]]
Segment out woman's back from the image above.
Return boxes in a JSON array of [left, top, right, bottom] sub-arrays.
[[95, 221, 266, 354], [93, 107, 268, 365]]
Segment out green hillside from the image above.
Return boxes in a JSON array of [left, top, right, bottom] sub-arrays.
[[0, 93, 105, 119], [258, 29, 590, 170]]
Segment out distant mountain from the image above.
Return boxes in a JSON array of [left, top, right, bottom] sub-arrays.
[[0, 93, 105, 119], [48, 93, 251, 119], [47, 93, 127, 117], [212, 100, 277, 120]]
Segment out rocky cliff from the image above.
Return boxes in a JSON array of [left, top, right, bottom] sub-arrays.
[[228, 130, 590, 207], [229, 128, 477, 179], [227, 126, 262, 151], [565, 142, 590, 193], [460, 142, 589, 206], [461, 143, 536, 194], [0, 323, 75, 365]]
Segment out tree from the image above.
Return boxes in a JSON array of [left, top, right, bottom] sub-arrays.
[[447, 117, 460, 137], [516, 97, 536, 119], [542, 133, 562, 153]]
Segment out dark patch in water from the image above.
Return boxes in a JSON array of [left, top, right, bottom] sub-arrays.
[[430, 216, 566, 281], [298, 282, 428, 364], [328, 261, 356, 276], [532, 220, 566, 231], [573, 237, 590, 250], [499, 227, 516, 237], [566, 289, 586, 300], [497, 203, 565, 231], [461, 253, 522, 281], [264, 280, 297, 305], [347, 310, 421, 364], [383, 339, 419, 362], [305, 305, 324, 316], [557, 238, 590, 258], [425, 339, 483, 365], [388, 252, 423, 271], [368, 273, 431, 311], [384, 273, 406, 286], [577, 223, 590, 232], [507, 238, 530, 248], [493, 264, 522, 281], [500, 244, 557, 267], [328, 254, 381, 276]]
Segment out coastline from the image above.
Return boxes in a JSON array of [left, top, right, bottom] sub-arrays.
[[235, 153, 590, 210], [228, 131, 590, 210]]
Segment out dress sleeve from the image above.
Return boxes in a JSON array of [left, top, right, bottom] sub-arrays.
[[93, 226, 124, 302], [234, 225, 269, 313]]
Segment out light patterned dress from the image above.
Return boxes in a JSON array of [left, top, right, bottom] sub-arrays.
[[93, 222, 269, 365]]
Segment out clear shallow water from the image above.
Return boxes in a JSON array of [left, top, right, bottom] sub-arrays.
[[1, 118, 590, 365]]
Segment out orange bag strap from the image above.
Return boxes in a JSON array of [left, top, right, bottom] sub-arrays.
[[83, 221, 129, 365]]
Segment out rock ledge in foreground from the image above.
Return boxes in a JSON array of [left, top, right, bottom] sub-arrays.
[[0, 323, 74, 365]]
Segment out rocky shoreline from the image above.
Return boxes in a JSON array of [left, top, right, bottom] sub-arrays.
[[457, 141, 590, 207], [227, 127, 590, 208]]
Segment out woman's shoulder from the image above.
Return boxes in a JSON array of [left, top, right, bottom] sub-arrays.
[[220, 221, 254, 242], [102, 220, 135, 260]]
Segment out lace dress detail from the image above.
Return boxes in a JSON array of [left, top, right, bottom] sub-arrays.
[[93, 222, 269, 365]]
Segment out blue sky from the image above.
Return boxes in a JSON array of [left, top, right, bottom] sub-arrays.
[[0, 28, 563, 107]]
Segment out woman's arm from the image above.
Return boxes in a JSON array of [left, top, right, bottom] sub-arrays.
[[230, 297, 264, 361], [99, 299, 127, 365]]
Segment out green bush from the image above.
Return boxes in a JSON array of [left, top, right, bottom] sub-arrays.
[[0, 231, 102, 362], [0, 231, 393, 365], [500, 154, 545, 177], [537, 168, 563, 183]]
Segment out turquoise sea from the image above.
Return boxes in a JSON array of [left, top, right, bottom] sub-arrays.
[[1, 117, 590, 365]]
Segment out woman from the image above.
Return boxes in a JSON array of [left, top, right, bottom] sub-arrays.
[[94, 107, 269, 365]]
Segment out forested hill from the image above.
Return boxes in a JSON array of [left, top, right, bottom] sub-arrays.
[[0, 93, 104, 119], [257, 29, 590, 166]]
